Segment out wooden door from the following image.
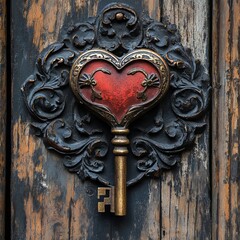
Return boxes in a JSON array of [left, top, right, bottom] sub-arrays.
[[0, 0, 239, 239]]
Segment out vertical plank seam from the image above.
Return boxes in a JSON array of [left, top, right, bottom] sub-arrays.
[[0, 0, 7, 238], [227, 1, 234, 239], [208, 0, 213, 239], [212, 0, 220, 239], [5, 0, 11, 238]]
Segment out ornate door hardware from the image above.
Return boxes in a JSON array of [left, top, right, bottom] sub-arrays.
[[21, 3, 210, 216], [70, 48, 169, 215]]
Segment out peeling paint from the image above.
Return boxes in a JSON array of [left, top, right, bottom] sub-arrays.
[[23, 0, 71, 50]]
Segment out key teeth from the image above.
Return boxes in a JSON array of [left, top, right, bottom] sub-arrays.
[[97, 187, 115, 213]]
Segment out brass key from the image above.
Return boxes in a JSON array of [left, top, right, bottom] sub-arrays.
[[111, 128, 129, 215], [70, 49, 170, 216]]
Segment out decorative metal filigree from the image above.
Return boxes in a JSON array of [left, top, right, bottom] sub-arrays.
[[70, 49, 169, 127], [21, 3, 210, 187], [78, 68, 111, 101], [128, 69, 161, 101]]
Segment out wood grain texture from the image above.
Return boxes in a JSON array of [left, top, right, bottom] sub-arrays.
[[212, 1, 240, 239], [11, 0, 211, 239], [11, 1, 107, 239], [11, 1, 160, 239], [161, 1, 211, 239], [0, 0, 6, 239]]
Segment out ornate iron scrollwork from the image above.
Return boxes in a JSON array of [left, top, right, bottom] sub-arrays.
[[21, 3, 210, 215]]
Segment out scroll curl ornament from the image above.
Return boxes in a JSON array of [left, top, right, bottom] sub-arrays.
[[21, 4, 211, 187]]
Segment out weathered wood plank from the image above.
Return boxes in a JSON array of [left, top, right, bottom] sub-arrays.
[[161, 1, 211, 239], [109, 1, 162, 239], [212, 1, 240, 239], [143, 0, 161, 21], [11, 0, 212, 239], [139, 2, 161, 240], [0, 0, 6, 239], [11, 1, 164, 239], [11, 1, 114, 239]]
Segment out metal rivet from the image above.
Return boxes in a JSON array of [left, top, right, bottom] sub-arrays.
[[115, 12, 124, 21]]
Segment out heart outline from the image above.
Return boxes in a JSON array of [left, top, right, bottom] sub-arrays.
[[70, 49, 170, 127]]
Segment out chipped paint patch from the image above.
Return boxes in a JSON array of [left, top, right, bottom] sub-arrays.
[[23, 0, 71, 50], [140, 180, 160, 240], [144, 0, 160, 20], [12, 118, 39, 181], [75, 0, 86, 11]]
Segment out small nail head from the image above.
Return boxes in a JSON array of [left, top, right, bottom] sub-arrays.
[[115, 12, 124, 21]]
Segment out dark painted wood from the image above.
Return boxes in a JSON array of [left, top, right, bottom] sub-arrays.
[[11, 1, 112, 239], [10, 0, 211, 239], [160, 1, 211, 239], [0, 0, 6, 239], [10, 2, 158, 238], [212, 1, 240, 239]]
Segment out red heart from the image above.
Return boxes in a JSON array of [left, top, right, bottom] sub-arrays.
[[79, 60, 161, 123], [70, 49, 169, 127]]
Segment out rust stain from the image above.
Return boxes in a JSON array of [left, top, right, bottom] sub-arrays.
[[23, 0, 71, 51]]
